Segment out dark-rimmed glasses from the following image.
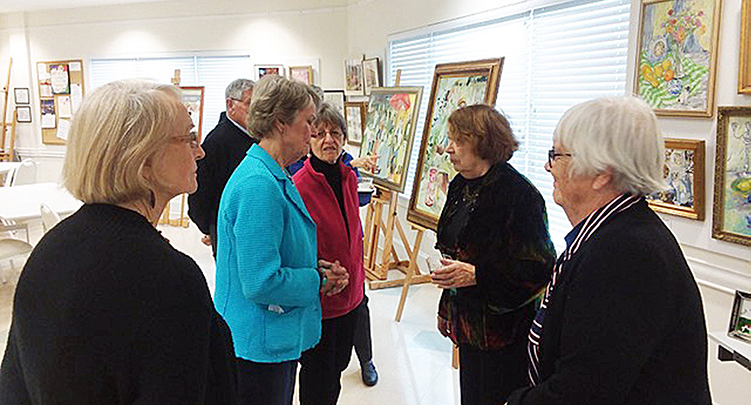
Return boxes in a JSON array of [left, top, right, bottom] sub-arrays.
[[547, 149, 572, 166], [313, 129, 344, 140]]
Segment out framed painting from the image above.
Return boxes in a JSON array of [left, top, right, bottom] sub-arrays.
[[16, 106, 31, 123], [740, 0, 751, 93], [728, 291, 751, 342], [344, 101, 367, 147], [179, 86, 205, 143], [359, 86, 423, 192], [712, 106, 751, 246], [14, 88, 29, 104], [362, 57, 381, 95], [646, 138, 705, 220], [289, 65, 314, 85], [254, 64, 284, 80], [407, 58, 504, 230], [344, 56, 364, 95], [323, 89, 346, 116], [634, 0, 722, 117]]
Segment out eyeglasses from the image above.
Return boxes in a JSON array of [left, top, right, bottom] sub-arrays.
[[547, 148, 572, 166], [230, 97, 251, 107], [171, 132, 200, 148], [313, 129, 344, 140]]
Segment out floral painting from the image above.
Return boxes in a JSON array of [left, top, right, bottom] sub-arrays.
[[646, 139, 704, 220], [407, 59, 503, 230], [713, 107, 751, 246], [359, 87, 423, 192], [635, 0, 720, 117]]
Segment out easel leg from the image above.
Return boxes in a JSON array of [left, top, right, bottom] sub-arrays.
[[395, 227, 424, 321]]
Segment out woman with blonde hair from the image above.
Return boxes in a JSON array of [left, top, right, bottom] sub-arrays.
[[0, 79, 237, 404]]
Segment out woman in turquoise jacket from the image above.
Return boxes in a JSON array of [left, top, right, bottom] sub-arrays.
[[214, 75, 348, 405]]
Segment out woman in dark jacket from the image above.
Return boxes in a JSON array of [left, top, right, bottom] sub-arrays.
[[430, 104, 555, 405]]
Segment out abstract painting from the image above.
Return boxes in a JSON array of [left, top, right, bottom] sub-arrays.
[[713, 107, 751, 246], [646, 138, 705, 220], [254, 64, 284, 80], [407, 58, 503, 230], [634, 0, 721, 117], [359, 87, 423, 192]]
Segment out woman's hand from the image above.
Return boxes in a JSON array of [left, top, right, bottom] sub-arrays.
[[318, 259, 349, 296], [437, 316, 451, 337], [350, 155, 379, 171], [430, 258, 477, 289]]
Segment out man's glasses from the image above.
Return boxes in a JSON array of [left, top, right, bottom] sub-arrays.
[[230, 97, 251, 107], [547, 149, 572, 166], [313, 129, 344, 140]]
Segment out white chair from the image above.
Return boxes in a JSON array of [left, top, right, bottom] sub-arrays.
[[40, 203, 62, 233], [0, 238, 33, 283], [10, 159, 37, 186], [0, 215, 29, 242]]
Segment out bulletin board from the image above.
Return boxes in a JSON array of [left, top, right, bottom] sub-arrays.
[[36, 59, 85, 145]]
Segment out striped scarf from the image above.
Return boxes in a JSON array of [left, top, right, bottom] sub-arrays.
[[527, 193, 641, 386]]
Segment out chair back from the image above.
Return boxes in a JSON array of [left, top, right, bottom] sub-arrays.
[[40, 203, 62, 233], [10, 159, 37, 186], [0, 215, 29, 242], [0, 238, 33, 261]]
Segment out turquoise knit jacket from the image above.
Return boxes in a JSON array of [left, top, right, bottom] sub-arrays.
[[214, 144, 322, 363]]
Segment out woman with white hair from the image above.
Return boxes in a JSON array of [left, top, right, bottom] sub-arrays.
[[0, 80, 237, 404], [507, 96, 711, 405]]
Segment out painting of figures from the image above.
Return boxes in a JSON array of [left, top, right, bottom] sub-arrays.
[[646, 138, 705, 220], [713, 107, 751, 246], [635, 0, 721, 117], [345, 57, 364, 95], [407, 59, 503, 230], [359, 87, 423, 192]]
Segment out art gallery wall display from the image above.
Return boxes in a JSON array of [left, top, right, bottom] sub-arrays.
[[180, 86, 205, 143], [362, 57, 381, 95], [344, 101, 367, 147], [740, 0, 751, 94], [359, 86, 423, 192], [634, 0, 722, 117], [646, 138, 705, 220], [344, 56, 364, 95], [289, 65, 314, 85], [323, 90, 346, 116], [728, 291, 751, 342], [407, 58, 504, 230], [254, 64, 285, 80], [712, 106, 751, 246], [36, 59, 85, 145], [13, 88, 29, 105], [16, 106, 31, 123]]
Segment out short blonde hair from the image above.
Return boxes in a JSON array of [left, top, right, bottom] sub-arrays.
[[63, 79, 181, 204], [555, 96, 666, 195], [247, 75, 314, 139]]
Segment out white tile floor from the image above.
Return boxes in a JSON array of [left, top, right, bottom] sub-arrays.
[[0, 220, 461, 405]]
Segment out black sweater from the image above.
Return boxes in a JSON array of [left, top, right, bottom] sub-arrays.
[[0, 204, 237, 405]]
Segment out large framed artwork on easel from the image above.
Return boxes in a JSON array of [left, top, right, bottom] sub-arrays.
[[179, 86, 204, 142], [406, 58, 504, 230], [358, 87, 423, 192], [634, 0, 722, 117]]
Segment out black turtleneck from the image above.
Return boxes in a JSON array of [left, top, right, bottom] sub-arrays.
[[309, 153, 349, 237]]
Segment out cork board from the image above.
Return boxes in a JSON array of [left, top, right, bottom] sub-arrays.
[[36, 59, 85, 145]]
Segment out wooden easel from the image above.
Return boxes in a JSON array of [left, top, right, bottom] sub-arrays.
[[1, 58, 14, 162], [158, 69, 190, 228]]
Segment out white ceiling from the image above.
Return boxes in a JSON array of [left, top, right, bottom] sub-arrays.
[[0, 0, 172, 14]]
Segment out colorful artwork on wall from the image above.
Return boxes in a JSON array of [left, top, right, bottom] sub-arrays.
[[407, 58, 503, 230], [646, 138, 705, 220], [345, 56, 364, 95], [634, 0, 722, 117], [289, 65, 313, 85], [359, 87, 423, 192], [713, 107, 751, 246]]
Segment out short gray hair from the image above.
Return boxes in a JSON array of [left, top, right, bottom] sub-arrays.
[[247, 75, 314, 139], [315, 102, 347, 140], [555, 96, 666, 196], [225, 78, 255, 100]]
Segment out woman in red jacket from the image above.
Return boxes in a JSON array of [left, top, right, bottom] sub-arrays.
[[292, 102, 365, 405]]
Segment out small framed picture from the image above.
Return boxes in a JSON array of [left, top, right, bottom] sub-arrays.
[[254, 64, 285, 81], [728, 291, 751, 342], [14, 88, 30, 104], [344, 101, 367, 147], [16, 105, 32, 123], [288, 65, 314, 85], [344, 56, 364, 95], [323, 89, 346, 116], [362, 57, 381, 95], [646, 138, 705, 220]]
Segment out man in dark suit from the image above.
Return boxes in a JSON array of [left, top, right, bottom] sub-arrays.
[[188, 78, 255, 257]]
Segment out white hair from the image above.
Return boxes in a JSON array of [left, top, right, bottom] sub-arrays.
[[554, 96, 666, 196]]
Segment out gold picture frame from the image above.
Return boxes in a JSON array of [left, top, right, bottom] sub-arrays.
[[289, 65, 314, 85], [712, 106, 751, 246], [406, 58, 503, 230], [740, 0, 751, 93], [646, 138, 705, 220], [634, 0, 722, 117]]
